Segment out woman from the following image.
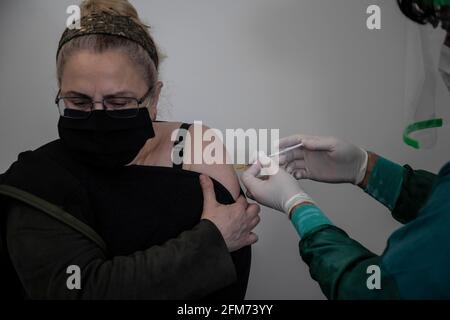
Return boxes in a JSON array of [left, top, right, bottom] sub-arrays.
[[0, 0, 257, 299]]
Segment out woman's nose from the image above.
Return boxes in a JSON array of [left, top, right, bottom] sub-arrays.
[[92, 101, 105, 111]]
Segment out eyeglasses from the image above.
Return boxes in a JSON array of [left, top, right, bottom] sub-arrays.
[[55, 86, 153, 119]]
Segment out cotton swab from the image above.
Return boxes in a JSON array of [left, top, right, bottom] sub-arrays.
[[268, 142, 304, 158], [233, 143, 304, 172]]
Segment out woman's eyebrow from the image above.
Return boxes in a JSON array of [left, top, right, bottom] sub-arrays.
[[104, 91, 137, 98], [61, 90, 137, 98], [62, 91, 91, 98]]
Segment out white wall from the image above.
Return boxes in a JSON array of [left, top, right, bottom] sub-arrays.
[[1, 0, 449, 299]]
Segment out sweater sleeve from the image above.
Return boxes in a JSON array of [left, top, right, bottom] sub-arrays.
[[6, 200, 236, 300]]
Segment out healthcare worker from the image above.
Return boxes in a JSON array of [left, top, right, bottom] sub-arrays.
[[241, 0, 450, 299]]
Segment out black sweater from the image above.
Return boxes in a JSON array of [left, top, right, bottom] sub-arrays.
[[1, 139, 251, 299]]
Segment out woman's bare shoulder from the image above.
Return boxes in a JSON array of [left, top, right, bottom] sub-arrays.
[[150, 121, 240, 200], [183, 123, 241, 201]]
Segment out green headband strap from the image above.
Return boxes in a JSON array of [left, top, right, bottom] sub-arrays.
[[403, 118, 444, 149]]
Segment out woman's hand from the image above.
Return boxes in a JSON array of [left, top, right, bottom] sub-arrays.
[[199, 175, 260, 252]]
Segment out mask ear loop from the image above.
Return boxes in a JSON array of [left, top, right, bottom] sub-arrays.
[[403, 24, 444, 149]]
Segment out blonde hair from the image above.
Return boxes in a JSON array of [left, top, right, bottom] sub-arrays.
[[81, 0, 142, 23], [57, 0, 164, 90]]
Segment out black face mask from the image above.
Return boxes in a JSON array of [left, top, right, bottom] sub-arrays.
[[58, 108, 155, 169]]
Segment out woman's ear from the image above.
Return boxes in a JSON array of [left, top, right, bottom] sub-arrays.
[[148, 81, 163, 121]]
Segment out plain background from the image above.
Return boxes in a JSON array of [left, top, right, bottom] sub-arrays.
[[1, 0, 449, 299]]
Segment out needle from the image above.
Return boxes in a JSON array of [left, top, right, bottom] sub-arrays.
[[269, 142, 304, 158]]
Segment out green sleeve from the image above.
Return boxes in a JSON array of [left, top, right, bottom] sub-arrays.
[[299, 225, 401, 300], [365, 157, 437, 224], [6, 200, 236, 299], [291, 205, 400, 299]]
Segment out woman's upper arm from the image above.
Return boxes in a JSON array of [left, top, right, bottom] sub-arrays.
[[185, 124, 241, 200]]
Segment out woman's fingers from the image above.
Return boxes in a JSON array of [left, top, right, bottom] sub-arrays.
[[249, 215, 260, 230], [234, 195, 248, 211], [245, 232, 259, 246], [246, 203, 261, 217], [199, 175, 217, 209]]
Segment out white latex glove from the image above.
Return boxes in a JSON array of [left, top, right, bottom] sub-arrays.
[[277, 135, 368, 185], [241, 153, 315, 215]]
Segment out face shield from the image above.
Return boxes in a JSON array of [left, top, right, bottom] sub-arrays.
[[399, 0, 450, 149], [403, 22, 444, 149]]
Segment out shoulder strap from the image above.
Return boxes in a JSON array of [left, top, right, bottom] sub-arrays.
[[172, 123, 192, 169], [0, 184, 108, 254]]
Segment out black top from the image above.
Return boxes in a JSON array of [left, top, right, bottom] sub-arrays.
[[0, 122, 251, 300]]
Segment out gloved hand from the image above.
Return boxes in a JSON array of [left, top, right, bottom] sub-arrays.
[[277, 135, 368, 185], [241, 153, 315, 216]]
